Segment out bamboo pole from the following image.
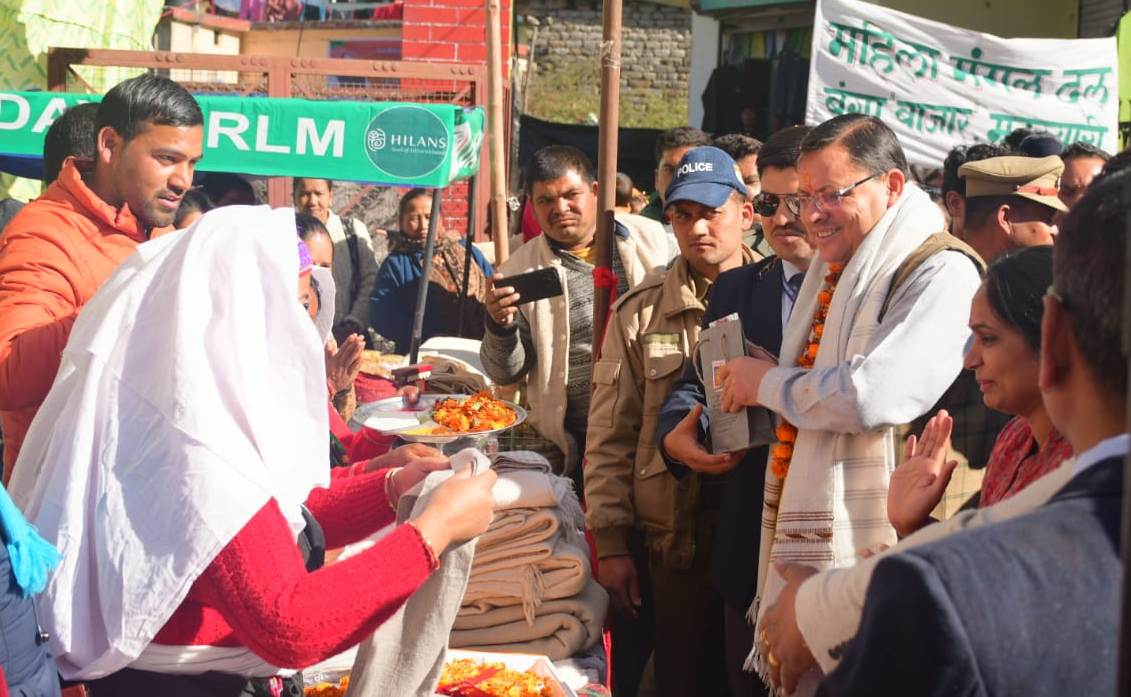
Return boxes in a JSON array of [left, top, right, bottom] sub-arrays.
[[591, 0, 623, 360], [486, 0, 509, 266]]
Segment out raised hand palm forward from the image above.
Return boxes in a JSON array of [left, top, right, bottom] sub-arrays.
[[887, 410, 959, 537]]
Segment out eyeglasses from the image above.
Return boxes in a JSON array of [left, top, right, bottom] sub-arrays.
[[790, 173, 881, 215], [753, 191, 801, 217]]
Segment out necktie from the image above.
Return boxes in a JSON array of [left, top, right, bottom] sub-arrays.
[[785, 273, 804, 303]]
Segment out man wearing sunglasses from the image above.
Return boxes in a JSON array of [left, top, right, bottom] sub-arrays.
[[652, 125, 814, 697]]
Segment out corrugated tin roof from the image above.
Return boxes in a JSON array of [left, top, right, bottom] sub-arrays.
[[1079, 0, 1124, 36]]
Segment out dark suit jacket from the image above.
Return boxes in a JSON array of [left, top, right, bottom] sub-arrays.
[[656, 255, 785, 608], [818, 454, 1125, 697]]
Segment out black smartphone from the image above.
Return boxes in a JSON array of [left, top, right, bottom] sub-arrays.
[[496, 267, 564, 305]]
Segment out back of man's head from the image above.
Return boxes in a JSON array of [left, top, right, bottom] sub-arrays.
[[1061, 141, 1110, 164], [525, 145, 595, 196], [614, 172, 634, 208], [43, 102, 98, 183], [95, 74, 203, 147], [1003, 127, 1034, 152], [1018, 132, 1063, 158], [756, 125, 811, 175], [203, 172, 257, 207], [1052, 170, 1128, 400], [799, 114, 909, 177], [712, 133, 762, 162], [942, 143, 1011, 199], [1097, 147, 1131, 181], [654, 126, 711, 165]]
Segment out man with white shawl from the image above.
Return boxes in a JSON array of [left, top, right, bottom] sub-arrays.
[[715, 114, 982, 695]]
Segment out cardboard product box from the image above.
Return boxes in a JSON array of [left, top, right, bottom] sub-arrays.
[[696, 314, 776, 454]]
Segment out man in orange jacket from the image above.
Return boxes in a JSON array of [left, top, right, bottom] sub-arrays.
[[0, 74, 203, 483]]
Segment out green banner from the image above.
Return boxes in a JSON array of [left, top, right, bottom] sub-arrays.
[[0, 91, 484, 187]]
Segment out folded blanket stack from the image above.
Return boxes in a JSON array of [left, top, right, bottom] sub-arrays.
[[450, 451, 608, 660]]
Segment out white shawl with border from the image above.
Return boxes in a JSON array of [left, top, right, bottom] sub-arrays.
[[746, 185, 977, 693]]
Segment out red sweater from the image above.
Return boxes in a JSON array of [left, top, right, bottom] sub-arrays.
[[152, 465, 435, 668]]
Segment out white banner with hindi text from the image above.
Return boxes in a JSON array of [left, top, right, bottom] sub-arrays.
[[806, 0, 1118, 167]]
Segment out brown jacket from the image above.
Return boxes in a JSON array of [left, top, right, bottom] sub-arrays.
[[583, 250, 754, 568]]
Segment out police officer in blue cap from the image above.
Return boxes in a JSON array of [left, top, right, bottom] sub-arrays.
[[585, 146, 762, 697]]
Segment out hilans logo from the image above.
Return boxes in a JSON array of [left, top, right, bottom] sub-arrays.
[[368, 128, 386, 150], [364, 105, 449, 180]]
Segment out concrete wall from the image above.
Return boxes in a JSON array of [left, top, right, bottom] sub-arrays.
[[517, 0, 692, 125]]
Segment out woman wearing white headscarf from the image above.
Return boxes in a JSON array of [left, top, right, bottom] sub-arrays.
[[7, 206, 497, 696]]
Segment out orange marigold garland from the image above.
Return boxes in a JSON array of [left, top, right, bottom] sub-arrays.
[[770, 263, 845, 480]]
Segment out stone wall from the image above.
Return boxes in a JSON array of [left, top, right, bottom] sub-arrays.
[[517, 0, 691, 127]]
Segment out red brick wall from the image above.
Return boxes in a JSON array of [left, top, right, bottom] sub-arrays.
[[401, 0, 509, 238], [401, 0, 511, 72]]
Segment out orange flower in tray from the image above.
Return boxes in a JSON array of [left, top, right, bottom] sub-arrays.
[[304, 676, 349, 697], [430, 392, 517, 435], [437, 658, 553, 697]]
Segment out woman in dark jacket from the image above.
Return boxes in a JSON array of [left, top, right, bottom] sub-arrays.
[[369, 189, 494, 354]]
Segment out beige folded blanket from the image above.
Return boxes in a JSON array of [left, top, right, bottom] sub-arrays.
[[460, 538, 591, 621], [492, 470, 560, 511], [491, 450, 553, 474], [485, 452, 584, 533], [475, 509, 562, 565], [450, 580, 609, 661], [420, 355, 488, 394]]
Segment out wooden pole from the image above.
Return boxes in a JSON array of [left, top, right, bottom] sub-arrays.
[[486, 0, 510, 266], [591, 0, 623, 360], [458, 171, 481, 336]]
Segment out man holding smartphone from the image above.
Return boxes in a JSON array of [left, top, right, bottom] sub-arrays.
[[480, 145, 669, 490], [584, 146, 762, 697]]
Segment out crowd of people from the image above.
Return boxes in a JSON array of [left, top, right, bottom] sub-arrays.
[[0, 69, 1125, 697]]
